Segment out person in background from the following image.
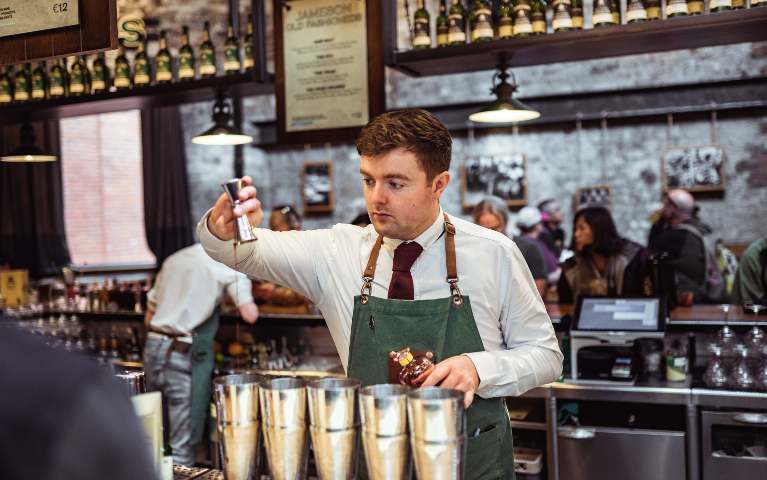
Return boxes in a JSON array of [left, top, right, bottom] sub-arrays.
[[472, 197, 548, 298], [733, 237, 767, 305], [558, 206, 651, 304], [648, 189, 725, 304], [0, 327, 158, 480], [350, 211, 372, 227], [516, 206, 561, 287], [269, 204, 302, 231], [537, 198, 566, 259], [143, 243, 258, 466]]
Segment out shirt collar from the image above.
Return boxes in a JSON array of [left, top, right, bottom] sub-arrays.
[[381, 207, 445, 254]]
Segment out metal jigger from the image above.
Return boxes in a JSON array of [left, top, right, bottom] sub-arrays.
[[307, 378, 361, 480], [407, 387, 467, 480], [259, 377, 310, 480], [214, 374, 264, 480], [222, 178, 257, 245], [114, 371, 146, 396], [359, 384, 412, 480]]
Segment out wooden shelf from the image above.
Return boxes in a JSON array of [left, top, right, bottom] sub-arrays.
[[511, 420, 549, 432], [0, 73, 274, 125], [390, 8, 767, 77], [43, 309, 325, 327]]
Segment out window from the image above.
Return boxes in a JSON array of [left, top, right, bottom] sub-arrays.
[[60, 110, 156, 266]]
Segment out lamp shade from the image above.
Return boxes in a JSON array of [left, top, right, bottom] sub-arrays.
[[192, 96, 253, 146], [1, 123, 57, 162], [469, 61, 540, 124]]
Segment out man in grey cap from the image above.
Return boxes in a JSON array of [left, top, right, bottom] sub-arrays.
[[516, 206, 561, 287]]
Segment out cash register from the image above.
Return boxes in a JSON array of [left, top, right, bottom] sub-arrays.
[[569, 296, 666, 383]]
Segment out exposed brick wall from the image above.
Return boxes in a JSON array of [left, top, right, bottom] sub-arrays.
[[60, 110, 156, 265]]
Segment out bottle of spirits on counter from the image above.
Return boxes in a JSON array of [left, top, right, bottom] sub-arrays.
[[68, 56, 86, 96], [687, 0, 705, 14], [13, 63, 31, 102], [413, 0, 432, 49], [469, 0, 494, 42], [199, 21, 217, 78], [513, 0, 534, 36], [571, 0, 584, 28], [155, 30, 173, 84], [593, 0, 617, 27], [610, 0, 620, 24], [626, 0, 648, 22], [49, 58, 67, 98], [531, 0, 547, 34], [91, 52, 110, 94], [448, 0, 467, 45], [179, 26, 196, 81], [709, 0, 732, 11], [243, 15, 255, 72], [82, 56, 93, 94], [114, 46, 132, 90], [666, 0, 689, 16], [552, 0, 574, 32], [0, 66, 12, 104], [224, 21, 242, 74], [436, 0, 450, 45], [731, 0, 745, 8], [133, 39, 151, 87], [497, 0, 514, 38], [31, 62, 47, 100], [646, 0, 662, 19]]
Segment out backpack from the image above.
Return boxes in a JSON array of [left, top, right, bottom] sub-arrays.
[[676, 223, 726, 303]]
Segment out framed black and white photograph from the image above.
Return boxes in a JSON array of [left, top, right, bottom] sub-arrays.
[[461, 153, 527, 212], [301, 161, 334, 214], [661, 145, 726, 193], [574, 185, 612, 211]]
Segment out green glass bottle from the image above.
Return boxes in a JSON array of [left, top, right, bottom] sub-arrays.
[[593, 0, 617, 27], [178, 25, 196, 81], [31, 61, 47, 100], [49, 58, 67, 98], [552, 0, 574, 32], [91, 52, 110, 94], [413, 0, 432, 48], [497, 0, 513, 39], [83, 55, 93, 94], [243, 15, 255, 71], [531, 0, 547, 34], [199, 21, 217, 78], [687, 0, 704, 13], [610, 0, 620, 24], [69, 56, 86, 96], [13, 64, 30, 102], [666, 0, 688, 17], [513, 0, 534, 37], [436, 0, 450, 46], [155, 30, 173, 84], [224, 21, 242, 74], [133, 39, 151, 86], [571, 0, 584, 28], [646, 0, 661, 19], [114, 45, 132, 90], [0, 66, 12, 104], [709, 0, 732, 11], [469, 0, 494, 42], [626, 0, 648, 22], [447, 0, 467, 45]]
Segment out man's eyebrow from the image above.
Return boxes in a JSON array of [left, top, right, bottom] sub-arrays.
[[359, 169, 411, 181]]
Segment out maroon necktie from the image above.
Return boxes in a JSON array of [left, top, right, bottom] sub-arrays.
[[388, 241, 423, 300]]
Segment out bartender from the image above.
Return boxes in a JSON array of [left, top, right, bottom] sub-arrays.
[[200, 109, 562, 479], [143, 243, 258, 466]]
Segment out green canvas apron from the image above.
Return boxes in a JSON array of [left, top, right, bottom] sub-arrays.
[[347, 214, 515, 480], [190, 307, 219, 445]]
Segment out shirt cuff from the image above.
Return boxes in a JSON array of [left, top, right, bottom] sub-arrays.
[[462, 351, 516, 399], [197, 208, 257, 267]]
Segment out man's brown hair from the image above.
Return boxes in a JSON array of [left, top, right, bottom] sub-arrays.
[[356, 109, 452, 181]]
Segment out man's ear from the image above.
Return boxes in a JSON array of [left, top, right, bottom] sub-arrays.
[[431, 171, 451, 197]]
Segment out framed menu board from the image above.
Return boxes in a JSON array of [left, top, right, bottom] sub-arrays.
[[274, 0, 385, 144], [0, 0, 79, 38]]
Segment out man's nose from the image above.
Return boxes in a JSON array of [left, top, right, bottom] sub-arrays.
[[370, 183, 388, 205]]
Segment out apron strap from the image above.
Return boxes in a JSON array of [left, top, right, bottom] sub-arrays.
[[360, 213, 463, 306]]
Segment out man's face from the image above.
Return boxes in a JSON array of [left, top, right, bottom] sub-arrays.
[[476, 213, 505, 233], [548, 202, 563, 224], [360, 148, 449, 240]]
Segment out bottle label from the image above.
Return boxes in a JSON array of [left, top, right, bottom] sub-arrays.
[[0, 93, 10, 103], [732, 0, 744, 7], [200, 64, 216, 75], [179, 67, 195, 79], [69, 82, 84, 93], [32, 88, 45, 99], [92, 80, 106, 91], [572, 14, 584, 28], [646, 6, 661, 18], [14, 90, 29, 101], [666, 0, 688, 14], [471, 11, 494, 41], [134, 74, 150, 85], [224, 45, 241, 68], [627, 3, 648, 20], [710, 0, 731, 7], [593, 6, 614, 25], [532, 12, 546, 33], [552, 5, 573, 30], [513, 10, 533, 35], [156, 57, 172, 79], [50, 85, 64, 96], [687, 0, 704, 11], [200, 51, 216, 74], [447, 15, 466, 42], [114, 76, 130, 88], [413, 18, 431, 47], [224, 60, 241, 71], [156, 71, 172, 82]]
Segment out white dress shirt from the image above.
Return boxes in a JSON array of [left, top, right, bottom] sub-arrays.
[[147, 244, 254, 338], [198, 209, 562, 398]]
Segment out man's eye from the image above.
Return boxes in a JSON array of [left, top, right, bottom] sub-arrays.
[[363, 178, 374, 186], [389, 182, 403, 190]]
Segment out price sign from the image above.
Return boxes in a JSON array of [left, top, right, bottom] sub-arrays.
[[0, 0, 80, 38]]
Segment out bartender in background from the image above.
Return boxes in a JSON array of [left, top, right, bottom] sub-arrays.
[[143, 243, 258, 466]]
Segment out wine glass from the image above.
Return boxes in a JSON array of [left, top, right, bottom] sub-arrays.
[[744, 304, 766, 353], [704, 343, 729, 389], [717, 304, 738, 358], [732, 344, 756, 391]]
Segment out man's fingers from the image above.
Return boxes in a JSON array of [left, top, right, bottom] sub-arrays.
[[241, 175, 253, 187], [238, 185, 257, 203], [236, 197, 262, 218], [420, 363, 449, 388], [211, 193, 232, 222], [463, 390, 475, 408]]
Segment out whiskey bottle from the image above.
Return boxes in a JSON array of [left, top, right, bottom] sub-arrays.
[[178, 25, 196, 81], [709, 0, 732, 11], [593, 0, 617, 27], [31, 61, 47, 100], [224, 21, 242, 74], [447, 0, 467, 45], [646, 0, 662, 19], [626, 0, 648, 22], [436, 0, 450, 45], [413, 0, 432, 49], [687, 0, 705, 14], [469, 0, 494, 42], [114, 46, 132, 90], [531, 0, 547, 34], [552, 0, 574, 32], [497, 0, 514, 38], [0, 66, 12, 104], [243, 15, 255, 71], [610, 0, 620, 24], [513, 0, 535, 36], [68, 56, 86, 96], [571, 0, 584, 29], [49, 58, 67, 98], [13, 63, 31, 102], [133, 39, 151, 87], [90, 52, 110, 94], [155, 30, 173, 84], [199, 21, 217, 78], [731, 0, 745, 8], [666, 0, 688, 17]]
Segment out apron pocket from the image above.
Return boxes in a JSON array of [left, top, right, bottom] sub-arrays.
[[466, 424, 503, 480]]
